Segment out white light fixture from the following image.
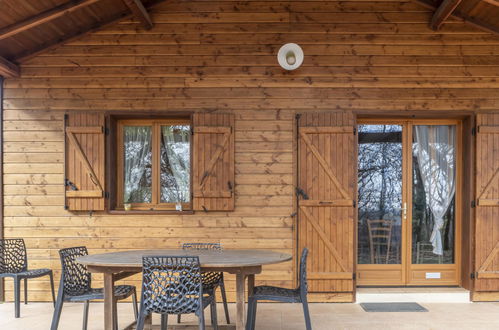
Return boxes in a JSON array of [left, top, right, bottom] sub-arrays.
[[277, 43, 304, 71]]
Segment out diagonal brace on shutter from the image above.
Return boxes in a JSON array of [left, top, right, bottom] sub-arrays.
[[66, 126, 104, 198], [194, 126, 231, 195], [300, 131, 352, 201], [300, 205, 349, 272], [477, 126, 499, 206]]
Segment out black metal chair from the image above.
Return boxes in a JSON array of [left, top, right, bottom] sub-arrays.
[[178, 242, 230, 324], [50, 247, 138, 330], [136, 256, 218, 330], [0, 238, 55, 318], [246, 248, 311, 330]]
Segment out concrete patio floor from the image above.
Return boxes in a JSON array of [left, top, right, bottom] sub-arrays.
[[1, 301, 499, 329]]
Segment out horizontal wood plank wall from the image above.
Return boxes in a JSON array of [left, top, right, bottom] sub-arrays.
[[2, 0, 499, 302]]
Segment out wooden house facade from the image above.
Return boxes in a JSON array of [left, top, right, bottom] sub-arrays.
[[1, 0, 499, 304]]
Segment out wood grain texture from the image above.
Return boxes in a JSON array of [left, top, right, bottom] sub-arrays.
[[2, 0, 499, 302]]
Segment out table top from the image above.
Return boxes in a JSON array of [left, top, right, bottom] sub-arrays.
[[78, 249, 292, 269]]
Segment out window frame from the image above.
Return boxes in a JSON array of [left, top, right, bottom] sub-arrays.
[[116, 118, 192, 211]]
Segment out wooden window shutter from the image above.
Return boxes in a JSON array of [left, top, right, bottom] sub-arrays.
[[64, 112, 106, 211], [193, 113, 235, 211], [474, 113, 499, 293], [297, 112, 356, 298]]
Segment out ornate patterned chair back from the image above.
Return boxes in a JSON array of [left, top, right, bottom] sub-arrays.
[[181, 243, 222, 251], [141, 256, 203, 315], [298, 248, 309, 297], [59, 246, 91, 296], [0, 238, 28, 274]]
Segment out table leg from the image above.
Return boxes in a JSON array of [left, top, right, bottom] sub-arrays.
[[103, 273, 117, 330], [235, 272, 246, 330]]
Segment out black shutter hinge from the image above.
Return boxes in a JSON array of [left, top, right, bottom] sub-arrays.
[[471, 272, 476, 280], [104, 127, 110, 135], [353, 127, 357, 135], [64, 114, 69, 120], [471, 200, 476, 208], [191, 127, 194, 136], [65, 179, 78, 191], [295, 113, 302, 120], [353, 273, 357, 280], [353, 200, 357, 208], [295, 187, 309, 200], [104, 191, 110, 199], [472, 127, 476, 136], [64, 205, 69, 210]]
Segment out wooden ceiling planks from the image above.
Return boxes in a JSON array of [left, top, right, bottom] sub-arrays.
[[0, 0, 163, 77]]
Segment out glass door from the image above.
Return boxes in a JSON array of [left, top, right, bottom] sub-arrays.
[[357, 120, 461, 286]]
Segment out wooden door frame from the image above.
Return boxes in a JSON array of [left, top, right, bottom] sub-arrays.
[[356, 118, 463, 286]]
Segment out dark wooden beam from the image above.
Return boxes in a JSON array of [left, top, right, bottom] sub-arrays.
[[122, 0, 153, 30], [430, 0, 463, 30], [482, 0, 499, 6], [0, 0, 101, 41], [16, 0, 166, 63], [0, 57, 20, 78], [414, 0, 499, 35]]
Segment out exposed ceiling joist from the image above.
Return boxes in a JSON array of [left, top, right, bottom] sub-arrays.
[[414, 0, 499, 35], [0, 57, 20, 78], [482, 0, 499, 6], [430, 0, 463, 30], [122, 0, 153, 30], [0, 0, 102, 41]]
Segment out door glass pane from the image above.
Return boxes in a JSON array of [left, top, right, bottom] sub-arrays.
[[412, 125, 456, 264], [358, 125, 403, 264], [123, 126, 152, 203], [160, 125, 191, 203]]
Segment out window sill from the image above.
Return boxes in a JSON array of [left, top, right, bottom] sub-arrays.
[[108, 210, 194, 215]]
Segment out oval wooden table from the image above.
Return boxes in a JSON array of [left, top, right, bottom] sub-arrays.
[[78, 249, 291, 330]]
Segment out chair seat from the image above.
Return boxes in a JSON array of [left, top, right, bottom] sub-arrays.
[[252, 285, 301, 302], [65, 285, 135, 302], [0, 268, 52, 279], [201, 272, 222, 290]]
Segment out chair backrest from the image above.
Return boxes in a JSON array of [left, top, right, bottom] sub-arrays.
[[181, 243, 222, 251], [298, 248, 309, 297], [367, 219, 393, 264], [141, 256, 203, 315], [59, 247, 91, 296], [0, 238, 27, 274]]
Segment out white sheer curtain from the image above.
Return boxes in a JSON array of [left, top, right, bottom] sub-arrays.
[[161, 125, 190, 203], [124, 126, 151, 203], [414, 125, 456, 255]]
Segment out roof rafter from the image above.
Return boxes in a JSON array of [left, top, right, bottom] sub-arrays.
[[122, 0, 153, 30], [414, 0, 499, 35], [0, 0, 102, 41], [0, 56, 20, 78], [430, 0, 463, 30]]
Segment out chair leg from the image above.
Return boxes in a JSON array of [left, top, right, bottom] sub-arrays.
[[198, 307, 206, 330], [50, 284, 65, 330], [49, 272, 56, 307], [220, 280, 230, 324], [177, 313, 181, 323], [161, 314, 168, 330], [136, 312, 147, 330], [82, 300, 90, 330], [24, 278, 28, 305], [302, 298, 312, 330], [13, 277, 21, 318], [132, 288, 139, 321], [210, 296, 218, 330], [245, 297, 257, 330]]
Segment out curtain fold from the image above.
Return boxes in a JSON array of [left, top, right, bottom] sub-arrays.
[[124, 126, 152, 203], [414, 125, 456, 256], [161, 125, 190, 203]]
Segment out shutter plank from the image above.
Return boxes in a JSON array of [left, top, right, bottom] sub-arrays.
[[65, 112, 105, 211], [193, 113, 235, 211]]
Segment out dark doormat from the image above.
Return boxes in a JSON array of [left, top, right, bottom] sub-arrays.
[[360, 302, 428, 312]]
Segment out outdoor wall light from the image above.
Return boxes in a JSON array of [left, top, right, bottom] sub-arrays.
[[277, 43, 304, 70]]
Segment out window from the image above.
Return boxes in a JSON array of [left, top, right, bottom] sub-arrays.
[[117, 119, 191, 211]]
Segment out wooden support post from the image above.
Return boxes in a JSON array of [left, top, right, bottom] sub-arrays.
[[122, 0, 153, 30], [0, 57, 19, 78], [430, 0, 463, 30], [0, 77, 4, 302], [0, 0, 101, 41]]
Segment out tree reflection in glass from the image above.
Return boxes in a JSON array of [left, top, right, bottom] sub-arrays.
[[123, 126, 152, 204]]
